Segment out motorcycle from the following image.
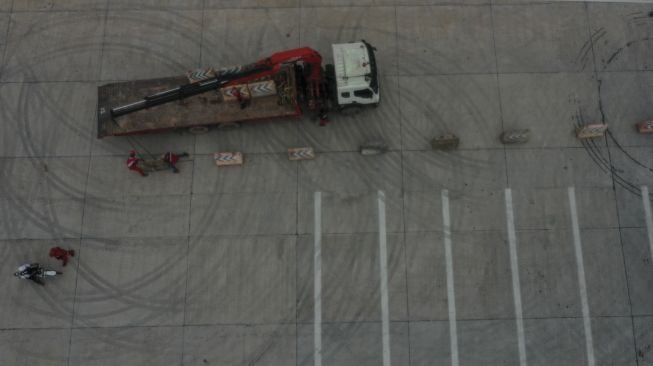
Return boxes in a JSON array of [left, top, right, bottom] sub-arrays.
[[14, 263, 61, 284]]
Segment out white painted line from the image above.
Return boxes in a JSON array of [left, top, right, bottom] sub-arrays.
[[642, 186, 653, 264], [441, 190, 459, 366], [377, 190, 391, 366], [505, 189, 528, 366], [556, 0, 653, 2], [314, 191, 322, 366], [568, 187, 596, 366]]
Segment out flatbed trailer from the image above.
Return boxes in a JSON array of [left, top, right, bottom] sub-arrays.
[[96, 41, 379, 138], [97, 66, 299, 138]]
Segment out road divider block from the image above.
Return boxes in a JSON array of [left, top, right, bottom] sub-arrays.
[[214, 152, 243, 166], [288, 147, 315, 161]]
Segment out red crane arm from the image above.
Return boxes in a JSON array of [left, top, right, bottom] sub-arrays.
[[111, 47, 325, 117], [219, 47, 324, 89], [262, 47, 323, 81]]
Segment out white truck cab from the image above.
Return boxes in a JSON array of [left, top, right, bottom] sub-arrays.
[[330, 41, 380, 108]]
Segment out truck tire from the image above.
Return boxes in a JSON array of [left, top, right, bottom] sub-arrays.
[[339, 105, 362, 116], [188, 126, 210, 135], [325, 64, 336, 83], [325, 64, 337, 104]]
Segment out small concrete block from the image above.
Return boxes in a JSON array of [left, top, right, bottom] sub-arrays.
[[576, 123, 608, 139], [500, 129, 530, 144], [430, 134, 459, 151], [214, 152, 243, 166], [221, 81, 276, 101], [192, 154, 296, 195], [499, 73, 600, 148], [637, 120, 653, 134], [186, 68, 215, 83], [359, 140, 388, 155], [288, 147, 315, 161], [248, 80, 277, 98]]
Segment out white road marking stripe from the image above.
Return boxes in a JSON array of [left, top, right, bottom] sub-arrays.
[[642, 187, 653, 265], [556, 0, 653, 2], [314, 191, 322, 366], [378, 190, 392, 366], [442, 190, 459, 366], [505, 189, 528, 366], [568, 187, 596, 366]]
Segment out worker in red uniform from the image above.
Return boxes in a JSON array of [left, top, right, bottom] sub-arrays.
[[126, 150, 148, 177], [49, 246, 75, 266], [231, 87, 250, 109], [161, 152, 189, 173]]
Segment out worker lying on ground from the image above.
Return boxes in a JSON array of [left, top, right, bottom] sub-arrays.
[[126, 150, 148, 177], [161, 152, 189, 174]]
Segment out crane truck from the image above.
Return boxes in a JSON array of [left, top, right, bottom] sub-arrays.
[[96, 40, 379, 138]]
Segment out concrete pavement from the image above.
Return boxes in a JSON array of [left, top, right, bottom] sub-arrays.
[[1, 0, 653, 365]]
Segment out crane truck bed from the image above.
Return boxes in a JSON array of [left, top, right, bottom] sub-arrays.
[[96, 41, 379, 138], [97, 66, 299, 138]]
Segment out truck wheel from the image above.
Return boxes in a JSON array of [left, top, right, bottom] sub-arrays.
[[325, 64, 337, 103], [325, 64, 335, 80], [188, 126, 210, 135], [339, 105, 362, 116]]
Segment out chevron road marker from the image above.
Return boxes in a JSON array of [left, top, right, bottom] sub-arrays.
[[637, 120, 653, 134], [186, 68, 215, 83], [214, 152, 243, 167], [288, 147, 315, 161], [576, 124, 608, 139]]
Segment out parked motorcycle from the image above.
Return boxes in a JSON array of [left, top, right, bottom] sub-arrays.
[[14, 263, 61, 285]]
